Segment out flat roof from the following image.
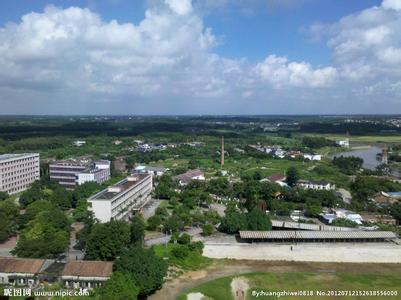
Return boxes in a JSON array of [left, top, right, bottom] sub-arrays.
[[89, 174, 150, 201], [239, 230, 397, 240], [0, 153, 39, 161]]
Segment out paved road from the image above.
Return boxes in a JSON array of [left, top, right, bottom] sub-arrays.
[[141, 198, 162, 220]]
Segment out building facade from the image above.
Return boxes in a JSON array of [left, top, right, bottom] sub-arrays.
[[88, 174, 152, 223], [49, 158, 110, 189], [0, 153, 40, 195], [62, 261, 113, 290], [0, 257, 49, 287]]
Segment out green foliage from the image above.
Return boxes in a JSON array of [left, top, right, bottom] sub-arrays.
[[0, 200, 19, 242], [219, 206, 247, 234], [202, 223, 214, 236], [130, 215, 146, 245], [331, 218, 358, 228], [246, 208, 272, 231], [302, 136, 336, 149], [154, 175, 175, 199], [171, 244, 190, 259], [114, 246, 168, 296], [72, 199, 93, 223], [85, 220, 131, 261], [49, 187, 73, 209], [0, 191, 9, 201], [286, 166, 300, 187], [19, 181, 44, 208], [147, 215, 162, 231], [12, 207, 70, 258], [332, 156, 363, 175], [96, 272, 139, 300], [177, 233, 192, 245], [163, 214, 186, 233], [390, 202, 401, 223]]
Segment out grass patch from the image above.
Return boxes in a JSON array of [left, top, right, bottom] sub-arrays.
[[152, 243, 212, 271], [180, 272, 401, 300]]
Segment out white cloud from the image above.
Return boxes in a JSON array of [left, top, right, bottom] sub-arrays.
[[165, 0, 192, 15], [254, 55, 337, 88], [382, 0, 401, 10]]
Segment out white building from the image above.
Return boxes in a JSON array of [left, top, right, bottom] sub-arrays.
[[88, 174, 152, 223], [133, 165, 168, 177], [332, 208, 363, 225], [50, 159, 110, 189], [297, 180, 335, 190], [76, 161, 110, 186], [173, 169, 205, 186], [336, 139, 350, 147], [73, 140, 86, 147], [303, 154, 322, 161], [0, 153, 40, 195], [62, 261, 113, 289]]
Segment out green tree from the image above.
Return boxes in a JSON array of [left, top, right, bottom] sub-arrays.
[[0, 191, 9, 201], [85, 220, 130, 261], [114, 246, 168, 296], [130, 215, 146, 245], [201, 224, 214, 236], [147, 215, 162, 231], [218, 206, 247, 234], [96, 272, 139, 300], [331, 218, 358, 228], [19, 181, 44, 208], [390, 202, 401, 223], [246, 208, 272, 231], [286, 167, 300, 187]]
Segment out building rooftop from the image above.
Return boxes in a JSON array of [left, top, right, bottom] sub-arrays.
[[134, 165, 167, 172], [0, 257, 46, 274], [89, 174, 150, 201], [271, 220, 356, 231], [173, 169, 204, 184], [62, 261, 113, 278], [0, 153, 39, 161], [239, 230, 397, 240]]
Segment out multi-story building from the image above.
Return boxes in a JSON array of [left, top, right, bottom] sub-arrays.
[[49, 158, 110, 189], [88, 174, 152, 223], [0, 153, 40, 195]]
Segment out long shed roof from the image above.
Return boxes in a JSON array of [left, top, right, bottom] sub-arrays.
[[271, 220, 357, 231], [239, 230, 397, 240]]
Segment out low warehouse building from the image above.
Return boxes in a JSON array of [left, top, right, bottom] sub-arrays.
[[62, 261, 113, 289], [239, 230, 397, 243]]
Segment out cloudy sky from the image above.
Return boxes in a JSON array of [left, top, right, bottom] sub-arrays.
[[0, 0, 401, 115]]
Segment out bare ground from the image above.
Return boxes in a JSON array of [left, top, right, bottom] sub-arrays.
[[148, 260, 401, 300]]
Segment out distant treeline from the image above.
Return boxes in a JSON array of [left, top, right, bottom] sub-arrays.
[[298, 122, 400, 135]]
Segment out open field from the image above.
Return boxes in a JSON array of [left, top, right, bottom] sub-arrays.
[[178, 271, 401, 300], [149, 260, 401, 300], [203, 242, 401, 263]]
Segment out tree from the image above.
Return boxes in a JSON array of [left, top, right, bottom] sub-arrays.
[[49, 187, 73, 209], [390, 202, 401, 223], [0, 191, 9, 201], [163, 214, 185, 233], [19, 182, 44, 208], [130, 215, 146, 245], [177, 233, 191, 245], [147, 215, 162, 231], [85, 220, 130, 261], [171, 245, 190, 259], [304, 199, 322, 217], [331, 218, 358, 228], [114, 246, 168, 296], [218, 206, 247, 234], [201, 224, 214, 236], [332, 156, 363, 175], [96, 272, 139, 300], [286, 167, 299, 187], [154, 175, 175, 199], [0, 200, 19, 242], [246, 208, 272, 231]]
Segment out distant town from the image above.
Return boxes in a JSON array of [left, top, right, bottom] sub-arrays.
[[0, 115, 400, 299]]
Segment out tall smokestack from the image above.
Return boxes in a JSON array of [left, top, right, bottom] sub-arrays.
[[221, 136, 224, 167]]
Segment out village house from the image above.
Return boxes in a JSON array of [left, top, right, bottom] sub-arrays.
[[61, 261, 113, 289], [173, 169, 205, 185], [297, 180, 335, 190], [0, 257, 51, 287]]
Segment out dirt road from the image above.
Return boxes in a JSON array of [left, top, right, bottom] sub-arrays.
[[148, 260, 401, 300]]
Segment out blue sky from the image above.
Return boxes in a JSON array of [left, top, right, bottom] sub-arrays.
[[0, 0, 400, 115]]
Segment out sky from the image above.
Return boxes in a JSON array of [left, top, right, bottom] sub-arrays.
[[0, 0, 401, 115]]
